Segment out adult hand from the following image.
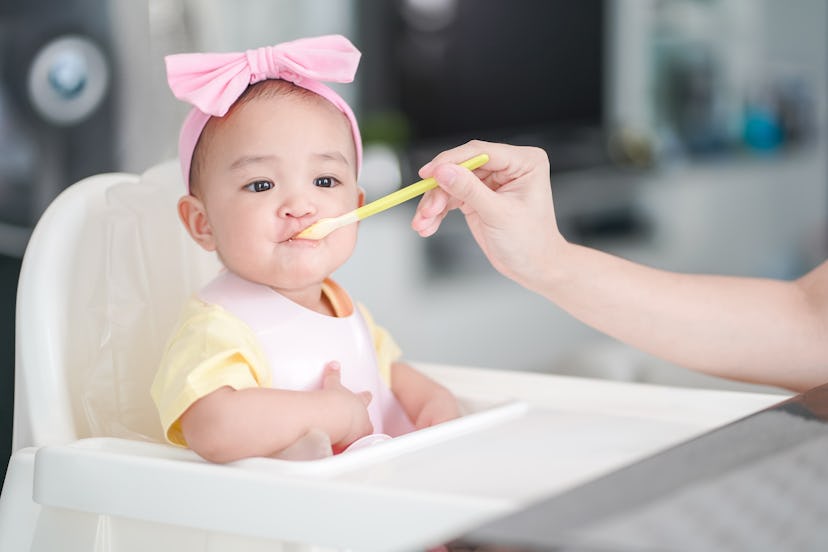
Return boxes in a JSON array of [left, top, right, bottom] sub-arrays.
[[320, 361, 373, 452], [412, 140, 564, 292]]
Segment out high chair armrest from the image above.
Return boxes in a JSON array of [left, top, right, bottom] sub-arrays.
[[32, 436, 512, 551]]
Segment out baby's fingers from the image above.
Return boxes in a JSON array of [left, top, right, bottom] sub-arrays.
[[357, 390, 373, 407], [321, 361, 342, 388]]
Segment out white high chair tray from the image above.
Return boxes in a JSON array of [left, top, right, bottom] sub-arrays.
[[25, 365, 784, 552]]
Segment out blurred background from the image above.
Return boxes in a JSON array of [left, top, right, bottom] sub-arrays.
[[1, 0, 826, 480]]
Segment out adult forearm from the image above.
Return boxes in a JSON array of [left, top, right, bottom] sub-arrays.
[[536, 243, 828, 391]]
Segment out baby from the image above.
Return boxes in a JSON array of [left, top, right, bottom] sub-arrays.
[[152, 35, 459, 463]]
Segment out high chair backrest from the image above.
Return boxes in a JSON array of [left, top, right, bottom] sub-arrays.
[[12, 161, 221, 450]]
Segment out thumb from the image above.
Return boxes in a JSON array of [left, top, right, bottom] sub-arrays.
[[321, 361, 342, 387], [433, 164, 498, 219], [357, 390, 373, 406]]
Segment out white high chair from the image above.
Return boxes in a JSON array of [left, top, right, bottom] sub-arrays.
[[0, 161, 784, 551], [0, 160, 530, 551]]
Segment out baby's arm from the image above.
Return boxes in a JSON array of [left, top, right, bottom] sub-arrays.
[[390, 362, 460, 429], [180, 362, 372, 463]]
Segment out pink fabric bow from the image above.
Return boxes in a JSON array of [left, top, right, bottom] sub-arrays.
[[165, 35, 363, 189], [166, 34, 361, 117]]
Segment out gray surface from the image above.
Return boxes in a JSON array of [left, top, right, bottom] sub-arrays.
[[457, 392, 828, 551]]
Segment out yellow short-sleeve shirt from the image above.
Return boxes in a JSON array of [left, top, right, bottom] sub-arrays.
[[151, 280, 401, 446]]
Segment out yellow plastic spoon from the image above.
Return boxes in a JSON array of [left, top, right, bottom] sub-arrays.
[[294, 153, 489, 240]]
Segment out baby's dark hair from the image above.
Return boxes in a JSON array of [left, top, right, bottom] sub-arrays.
[[188, 79, 326, 196]]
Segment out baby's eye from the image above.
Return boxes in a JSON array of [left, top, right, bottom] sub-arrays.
[[314, 176, 339, 188], [244, 180, 273, 193]]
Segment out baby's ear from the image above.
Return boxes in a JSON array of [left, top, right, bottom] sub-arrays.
[[177, 195, 216, 251], [357, 187, 365, 208]]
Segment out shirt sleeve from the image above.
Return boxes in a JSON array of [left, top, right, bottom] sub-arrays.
[[150, 298, 270, 446], [357, 302, 402, 386]]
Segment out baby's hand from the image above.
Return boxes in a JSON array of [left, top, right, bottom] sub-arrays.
[[415, 389, 461, 429], [321, 362, 373, 452]]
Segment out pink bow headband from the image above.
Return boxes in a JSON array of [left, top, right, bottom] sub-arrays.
[[165, 34, 363, 190]]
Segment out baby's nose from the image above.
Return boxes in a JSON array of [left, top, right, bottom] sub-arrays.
[[277, 193, 316, 219]]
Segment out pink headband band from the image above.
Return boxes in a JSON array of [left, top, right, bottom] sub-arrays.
[[165, 34, 363, 190]]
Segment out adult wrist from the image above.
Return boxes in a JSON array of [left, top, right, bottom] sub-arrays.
[[518, 233, 573, 299]]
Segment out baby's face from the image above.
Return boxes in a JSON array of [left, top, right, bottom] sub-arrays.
[[194, 92, 361, 292]]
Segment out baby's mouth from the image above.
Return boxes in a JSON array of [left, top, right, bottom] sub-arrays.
[[281, 236, 319, 247], [280, 226, 311, 244], [285, 220, 321, 243]]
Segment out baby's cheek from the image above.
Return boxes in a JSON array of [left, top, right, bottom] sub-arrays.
[[333, 227, 359, 257]]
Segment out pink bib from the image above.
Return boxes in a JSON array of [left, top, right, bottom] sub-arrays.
[[198, 271, 415, 437]]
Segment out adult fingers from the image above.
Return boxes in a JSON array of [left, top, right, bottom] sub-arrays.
[[431, 163, 500, 221], [420, 140, 548, 192], [411, 188, 450, 236]]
